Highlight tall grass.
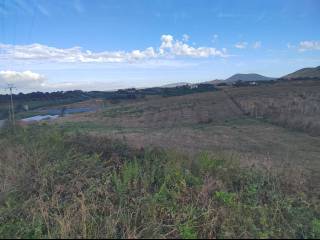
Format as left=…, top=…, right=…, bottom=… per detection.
left=233, top=88, right=320, bottom=136
left=0, top=125, right=319, bottom=238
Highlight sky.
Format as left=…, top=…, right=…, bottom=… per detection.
left=0, top=0, right=320, bottom=93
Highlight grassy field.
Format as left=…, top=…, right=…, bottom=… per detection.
left=226, top=80, right=320, bottom=136
left=1, top=80, right=320, bottom=238
left=0, top=126, right=319, bottom=238
left=54, top=82, right=320, bottom=194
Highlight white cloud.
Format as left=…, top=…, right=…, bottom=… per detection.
left=234, top=42, right=248, bottom=49
left=253, top=41, right=261, bottom=49
left=129, top=47, right=157, bottom=60
left=0, top=35, right=228, bottom=64
left=0, top=43, right=157, bottom=63
left=0, top=70, right=46, bottom=89
left=298, top=41, right=320, bottom=52
left=160, top=35, right=174, bottom=49
left=160, top=34, right=227, bottom=58
left=0, top=70, right=111, bottom=92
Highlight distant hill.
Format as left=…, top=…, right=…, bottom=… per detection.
left=204, top=79, right=224, bottom=85
left=282, top=66, right=320, bottom=79
left=226, top=73, right=275, bottom=82
left=160, top=82, right=190, bottom=88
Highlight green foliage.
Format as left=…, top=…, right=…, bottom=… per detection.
left=0, top=126, right=319, bottom=238
left=198, top=152, right=225, bottom=175
left=179, top=222, right=197, bottom=239
left=214, top=191, right=236, bottom=206
left=161, top=84, right=217, bottom=97
left=155, top=169, right=187, bottom=203
left=112, top=160, right=140, bottom=202
left=312, top=219, right=320, bottom=238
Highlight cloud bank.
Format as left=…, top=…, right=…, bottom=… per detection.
left=0, top=70, right=46, bottom=89
left=0, top=35, right=228, bottom=64
left=0, top=70, right=109, bottom=92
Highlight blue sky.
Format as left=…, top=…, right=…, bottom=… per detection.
left=0, top=0, right=320, bottom=92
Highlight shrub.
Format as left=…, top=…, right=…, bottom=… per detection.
left=0, top=126, right=319, bottom=238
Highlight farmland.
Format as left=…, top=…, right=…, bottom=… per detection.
left=54, top=80, right=320, bottom=187
left=1, top=79, right=320, bottom=238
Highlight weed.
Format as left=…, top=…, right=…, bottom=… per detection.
left=0, top=126, right=319, bottom=238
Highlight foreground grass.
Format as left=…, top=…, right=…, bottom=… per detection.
left=0, top=126, right=319, bottom=239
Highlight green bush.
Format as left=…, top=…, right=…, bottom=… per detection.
left=0, top=126, right=319, bottom=238
left=312, top=219, right=320, bottom=238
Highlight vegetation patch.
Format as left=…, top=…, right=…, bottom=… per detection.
left=0, top=126, right=319, bottom=238
left=103, top=106, right=144, bottom=118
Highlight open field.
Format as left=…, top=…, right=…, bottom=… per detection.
left=0, top=126, right=319, bottom=238
left=1, top=80, right=320, bottom=238
left=52, top=81, right=320, bottom=193
left=226, top=80, right=320, bottom=136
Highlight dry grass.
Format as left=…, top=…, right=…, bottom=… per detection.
left=226, top=80, right=320, bottom=136
left=53, top=82, right=320, bottom=194
left=57, top=91, right=243, bottom=128
left=0, top=126, right=319, bottom=238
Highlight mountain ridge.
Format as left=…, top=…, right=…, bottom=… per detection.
left=282, top=66, right=320, bottom=79
left=225, top=73, right=275, bottom=82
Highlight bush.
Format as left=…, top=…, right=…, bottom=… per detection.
left=0, top=126, right=319, bottom=238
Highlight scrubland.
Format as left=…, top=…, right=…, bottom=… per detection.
left=0, top=126, right=319, bottom=238
left=1, top=80, right=320, bottom=238
left=56, top=81, right=320, bottom=190
left=227, top=80, right=320, bottom=136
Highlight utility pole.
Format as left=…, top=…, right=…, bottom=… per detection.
left=8, top=95, right=12, bottom=123
left=7, top=84, right=16, bottom=128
